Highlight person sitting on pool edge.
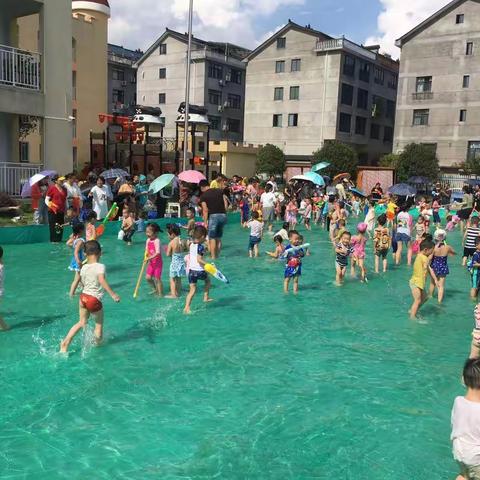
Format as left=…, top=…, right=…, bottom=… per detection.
left=60, top=240, right=120, bottom=353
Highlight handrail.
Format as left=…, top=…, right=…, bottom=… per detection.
left=0, top=44, right=41, bottom=90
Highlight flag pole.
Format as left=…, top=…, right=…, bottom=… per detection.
left=183, top=0, right=194, bottom=171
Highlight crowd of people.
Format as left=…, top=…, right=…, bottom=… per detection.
left=5, top=169, right=480, bottom=478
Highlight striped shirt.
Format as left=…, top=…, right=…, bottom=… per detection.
left=465, top=227, right=480, bottom=249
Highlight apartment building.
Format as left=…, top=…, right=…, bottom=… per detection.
left=108, top=44, right=143, bottom=114
left=136, top=29, right=250, bottom=143
left=395, top=0, right=480, bottom=168
left=244, top=21, right=399, bottom=164
left=0, top=0, right=72, bottom=186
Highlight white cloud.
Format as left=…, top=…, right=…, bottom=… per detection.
left=108, top=0, right=304, bottom=51
left=366, top=0, right=449, bottom=57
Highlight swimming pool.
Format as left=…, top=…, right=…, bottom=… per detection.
left=0, top=218, right=472, bottom=478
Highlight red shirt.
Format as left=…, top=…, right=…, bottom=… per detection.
left=46, top=185, right=67, bottom=213
left=31, top=183, right=42, bottom=210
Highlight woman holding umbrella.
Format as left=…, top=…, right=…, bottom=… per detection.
left=45, top=175, right=67, bottom=243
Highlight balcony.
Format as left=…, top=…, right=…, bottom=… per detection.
left=0, top=44, right=41, bottom=91
left=190, top=48, right=245, bottom=69
left=315, top=38, right=376, bottom=61
left=412, top=92, right=433, bottom=100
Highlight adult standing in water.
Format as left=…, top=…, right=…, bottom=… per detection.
left=199, top=179, right=229, bottom=259
left=89, top=176, right=112, bottom=221
left=63, top=173, right=82, bottom=216
left=45, top=175, right=67, bottom=243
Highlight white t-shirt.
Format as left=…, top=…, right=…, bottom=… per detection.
left=189, top=243, right=205, bottom=272
left=248, top=220, right=263, bottom=238
left=397, top=211, right=412, bottom=236
left=451, top=396, right=480, bottom=465
left=260, top=192, right=276, bottom=209
left=274, top=228, right=289, bottom=242
left=0, top=264, right=4, bottom=297
left=91, top=185, right=111, bottom=220
left=81, top=262, right=106, bottom=300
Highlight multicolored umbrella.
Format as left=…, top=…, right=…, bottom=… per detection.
left=311, top=162, right=330, bottom=172
left=100, top=168, right=129, bottom=180
left=178, top=170, right=206, bottom=184
left=148, top=174, right=175, bottom=194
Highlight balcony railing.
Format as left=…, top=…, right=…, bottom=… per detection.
left=190, top=48, right=245, bottom=68
left=0, top=44, right=41, bottom=91
left=412, top=92, right=433, bottom=100
left=315, top=38, right=377, bottom=60
left=0, top=162, right=43, bottom=197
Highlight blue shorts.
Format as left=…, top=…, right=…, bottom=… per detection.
left=208, top=213, right=227, bottom=239
left=433, top=211, right=441, bottom=223
left=248, top=235, right=261, bottom=251
left=396, top=232, right=411, bottom=244
left=188, top=270, right=208, bottom=284
left=472, top=269, right=480, bottom=290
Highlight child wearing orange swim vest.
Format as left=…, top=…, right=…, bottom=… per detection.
left=61, top=240, right=120, bottom=353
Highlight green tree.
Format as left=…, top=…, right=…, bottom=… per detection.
left=256, top=144, right=285, bottom=176
left=312, top=141, right=358, bottom=179
left=379, top=153, right=401, bottom=169
left=396, top=143, right=439, bottom=182
left=463, top=156, right=480, bottom=176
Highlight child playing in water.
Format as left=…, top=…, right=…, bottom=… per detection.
left=61, top=240, right=120, bottom=353
left=85, top=211, right=97, bottom=241
left=333, top=219, right=347, bottom=245
left=68, top=223, right=86, bottom=294
left=283, top=230, right=305, bottom=294
left=266, top=235, right=285, bottom=259
left=469, top=237, right=480, bottom=300
left=145, top=223, right=163, bottom=297
left=240, top=193, right=250, bottom=227
left=463, top=216, right=480, bottom=266
left=184, top=207, right=196, bottom=238
left=121, top=209, right=135, bottom=245
left=135, top=211, right=147, bottom=233
left=409, top=238, right=436, bottom=319
left=285, top=197, right=298, bottom=231
left=303, top=198, right=312, bottom=231
left=451, top=357, right=480, bottom=480
left=335, top=231, right=353, bottom=286
left=247, top=210, right=263, bottom=258
left=373, top=214, right=391, bottom=274
left=432, top=198, right=441, bottom=227
left=351, top=222, right=368, bottom=282
left=429, top=229, right=455, bottom=304
left=166, top=223, right=187, bottom=298
left=274, top=222, right=289, bottom=242
left=184, top=225, right=212, bottom=314
left=412, top=215, right=427, bottom=256
left=0, top=246, right=9, bottom=331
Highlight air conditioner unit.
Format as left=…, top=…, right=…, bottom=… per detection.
left=218, top=106, right=224, bottom=113
left=121, top=80, right=127, bottom=86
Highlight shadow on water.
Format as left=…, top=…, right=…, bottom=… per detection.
left=209, top=295, right=245, bottom=308
left=108, top=324, right=158, bottom=346
left=10, top=314, right=64, bottom=330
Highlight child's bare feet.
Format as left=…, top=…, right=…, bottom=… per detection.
left=183, top=307, right=192, bottom=314
left=165, top=294, right=178, bottom=299
left=60, top=340, right=68, bottom=353
left=203, top=297, right=213, bottom=303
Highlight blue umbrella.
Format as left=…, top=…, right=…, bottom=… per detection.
left=304, top=171, right=326, bottom=186
left=349, top=187, right=367, bottom=197
left=408, top=176, right=431, bottom=184
left=311, top=161, right=330, bottom=172
left=388, top=183, right=416, bottom=196
left=148, top=174, right=175, bottom=194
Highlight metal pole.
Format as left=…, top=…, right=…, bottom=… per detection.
left=183, top=0, right=194, bottom=171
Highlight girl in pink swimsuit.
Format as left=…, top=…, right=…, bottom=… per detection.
left=351, top=222, right=368, bottom=283
left=145, top=223, right=163, bottom=296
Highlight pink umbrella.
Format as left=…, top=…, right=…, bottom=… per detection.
left=178, top=170, right=206, bottom=184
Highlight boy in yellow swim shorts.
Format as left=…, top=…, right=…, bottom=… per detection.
left=409, top=238, right=436, bottom=319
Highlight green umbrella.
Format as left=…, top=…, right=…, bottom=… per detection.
left=148, top=174, right=175, bottom=194
left=311, top=162, right=330, bottom=172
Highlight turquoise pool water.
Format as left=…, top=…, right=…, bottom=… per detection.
left=0, top=218, right=473, bottom=479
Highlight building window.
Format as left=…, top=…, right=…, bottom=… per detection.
left=159, top=43, right=167, bottom=55
left=339, top=112, right=351, bottom=133
left=374, top=67, right=385, bottom=85
left=208, top=89, right=222, bottom=105
left=112, top=89, right=124, bottom=104
left=208, top=63, right=223, bottom=79
left=159, top=68, right=166, bottom=79
left=388, top=73, right=398, bottom=90
left=383, top=126, right=393, bottom=142
left=227, top=118, right=240, bottom=133
left=275, top=60, right=285, bottom=73
left=209, top=115, right=221, bottom=130
left=277, top=37, right=286, bottom=49
left=341, top=83, right=354, bottom=106
left=413, top=109, right=429, bottom=125
left=357, top=88, right=368, bottom=109
left=291, top=59, right=301, bottom=72
left=274, top=87, right=284, bottom=101
left=288, top=113, right=298, bottom=127
left=290, top=86, right=300, bottom=100
left=343, top=55, right=355, bottom=77
left=416, top=76, right=432, bottom=92
left=19, top=142, right=29, bottom=163
left=158, top=93, right=166, bottom=104
left=227, top=93, right=241, bottom=109
left=466, top=42, right=474, bottom=55
left=460, top=109, right=467, bottom=122
left=468, top=141, right=480, bottom=161
left=456, top=14, right=465, bottom=24
left=370, top=123, right=380, bottom=139
left=463, top=75, right=470, bottom=88
left=273, top=114, right=283, bottom=127
left=386, top=100, right=396, bottom=119
left=359, top=62, right=371, bottom=82
left=355, top=116, right=367, bottom=135
left=198, top=141, right=205, bottom=152
left=112, top=69, right=125, bottom=81
left=229, top=68, right=242, bottom=84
